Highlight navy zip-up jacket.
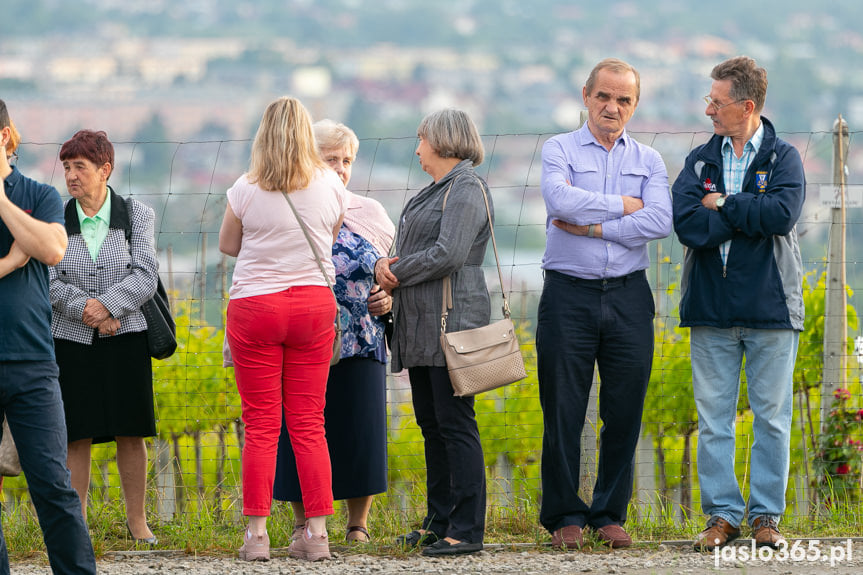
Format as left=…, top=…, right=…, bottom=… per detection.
left=672, top=116, right=805, bottom=330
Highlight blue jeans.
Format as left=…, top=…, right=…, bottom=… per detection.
left=0, top=361, right=96, bottom=575
left=690, top=327, right=798, bottom=528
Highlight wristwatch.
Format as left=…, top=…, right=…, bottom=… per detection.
left=715, top=195, right=727, bottom=210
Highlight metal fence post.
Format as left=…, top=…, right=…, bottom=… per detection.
left=580, top=371, right=598, bottom=503
left=574, top=108, right=599, bottom=505
left=634, top=432, right=657, bottom=520
left=822, top=115, right=849, bottom=430
left=154, top=438, right=176, bottom=521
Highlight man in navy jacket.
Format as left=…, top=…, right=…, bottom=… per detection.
left=672, top=56, right=805, bottom=552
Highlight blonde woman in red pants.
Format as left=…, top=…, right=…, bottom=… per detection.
left=219, top=96, right=346, bottom=562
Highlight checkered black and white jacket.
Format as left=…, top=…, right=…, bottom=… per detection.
left=49, top=188, right=159, bottom=344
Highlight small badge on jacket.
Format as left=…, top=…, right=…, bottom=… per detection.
left=756, top=172, right=768, bottom=192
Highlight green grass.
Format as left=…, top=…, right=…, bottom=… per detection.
left=3, top=483, right=862, bottom=562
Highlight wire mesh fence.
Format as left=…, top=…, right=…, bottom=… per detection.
left=5, top=126, right=863, bottom=527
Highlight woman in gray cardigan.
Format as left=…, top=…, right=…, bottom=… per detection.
left=375, top=108, right=492, bottom=557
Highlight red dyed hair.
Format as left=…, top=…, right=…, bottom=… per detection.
left=59, top=130, right=115, bottom=179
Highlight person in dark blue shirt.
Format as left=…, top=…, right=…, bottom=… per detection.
left=0, top=99, right=96, bottom=575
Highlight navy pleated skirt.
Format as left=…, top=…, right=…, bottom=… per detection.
left=273, top=356, right=388, bottom=502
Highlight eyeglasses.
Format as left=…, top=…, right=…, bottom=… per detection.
left=703, top=95, right=743, bottom=112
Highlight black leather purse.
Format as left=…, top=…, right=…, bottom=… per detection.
left=125, top=199, right=176, bottom=360
left=141, top=276, right=177, bottom=360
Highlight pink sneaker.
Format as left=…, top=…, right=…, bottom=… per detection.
left=288, top=526, right=331, bottom=561
left=238, top=530, right=270, bottom=561
left=291, top=524, right=305, bottom=542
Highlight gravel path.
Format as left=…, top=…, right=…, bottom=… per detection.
left=10, top=539, right=863, bottom=574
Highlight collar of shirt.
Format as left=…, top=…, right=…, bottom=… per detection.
left=76, top=192, right=112, bottom=261
left=721, top=122, right=764, bottom=162
left=721, top=122, right=764, bottom=197
left=76, top=191, right=111, bottom=229
left=579, top=122, right=630, bottom=151
left=3, top=165, right=21, bottom=187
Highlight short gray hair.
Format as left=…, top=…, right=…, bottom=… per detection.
left=417, top=108, right=484, bottom=166
left=313, top=119, right=359, bottom=159
left=585, top=58, right=641, bottom=103
left=711, top=56, right=768, bottom=113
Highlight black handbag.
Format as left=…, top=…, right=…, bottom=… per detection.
left=381, top=311, right=394, bottom=349
left=123, top=198, right=177, bottom=360
left=142, top=276, right=177, bottom=360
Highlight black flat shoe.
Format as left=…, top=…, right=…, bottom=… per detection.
left=421, top=539, right=483, bottom=557
left=396, top=529, right=440, bottom=547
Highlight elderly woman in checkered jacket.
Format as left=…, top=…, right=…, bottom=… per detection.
left=48, top=129, right=159, bottom=546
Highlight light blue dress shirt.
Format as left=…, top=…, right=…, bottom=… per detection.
left=719, top=123, right=764, bottom=269
left=540, top=122, right=672, bottom=279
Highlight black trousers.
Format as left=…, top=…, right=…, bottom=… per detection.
left=536, top=269, right=655, bottom=532
left=408, top=366, right=486, bottom=543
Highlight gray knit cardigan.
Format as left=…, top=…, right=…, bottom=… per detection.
left=388, top=159, right=493, bottom=372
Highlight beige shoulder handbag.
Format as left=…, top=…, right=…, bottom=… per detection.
left=0, top=417, right=22, bottom=477
left=439, top=177, right=527, bottom=396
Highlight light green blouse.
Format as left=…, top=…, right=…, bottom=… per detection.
left=76, top=191, right=111, bottom=262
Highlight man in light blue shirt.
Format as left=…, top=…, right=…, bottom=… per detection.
left=536, top=58, right=672, bottom=551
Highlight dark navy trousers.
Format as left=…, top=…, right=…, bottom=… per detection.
left=536, top=269, right=655, bottom=533
left=0, top=361, right=96, bottom=575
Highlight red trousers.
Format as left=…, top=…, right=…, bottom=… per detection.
left=227, top=286, right=335, bottom=518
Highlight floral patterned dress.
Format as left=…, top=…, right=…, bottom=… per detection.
left=332, top=227, right=386, bottom=361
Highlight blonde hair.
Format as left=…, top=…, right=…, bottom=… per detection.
left=6, top=119, right=20, bottom=159
left=248, top=96, right=325, bottom=192
left=314, top=119, right=359, bottom=159
left=0, top=98, right=20, bottom=158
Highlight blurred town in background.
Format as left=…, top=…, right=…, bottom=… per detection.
left=3, top=0, right=863, bottom=142
left=3, top=0, right=863, bottom=320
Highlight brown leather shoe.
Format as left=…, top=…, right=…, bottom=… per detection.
left=595, top=524, right=632, bottom=548
left=551, top=524, right=583, bottom=549
left=751, top=516, right=786, bottom=549
left=694, top=516, right=740, bottom=552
